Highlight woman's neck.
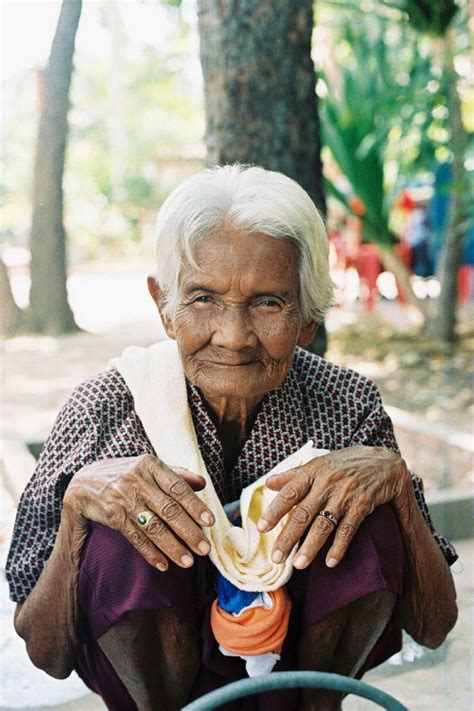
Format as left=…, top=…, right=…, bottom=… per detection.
left=201, top=394, right=263, bottom=473
left=203, top=394, right=262, bottom=435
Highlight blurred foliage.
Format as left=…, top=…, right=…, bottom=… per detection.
left=2, top=0, right=471, bottom=267
left=1, top=2, right=204, bottom=261
left=381, top=0, right=459, bottom=36
left=323, top=0, right=460, bottom=35
left=318, top=2, right=471, bottom=244
left=319, top=24, right=402, bottom=245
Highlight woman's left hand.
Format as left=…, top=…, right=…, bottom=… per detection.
left=257, top=445, right=411, bottom=570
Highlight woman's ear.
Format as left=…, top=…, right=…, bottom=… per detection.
left=297, top=321, right=318, bottom=348
left=146, top=275, right=175, bottom=339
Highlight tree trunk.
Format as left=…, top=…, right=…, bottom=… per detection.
left=28, top=0, right=82, bottom=334
left=0, top=258, right=23, bottom=337
left=431, top=30, right=468, bottom=343
left=197, top=0, right=327, bottom=354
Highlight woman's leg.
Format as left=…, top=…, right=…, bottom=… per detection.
left=98, top=608, right=200, bottom=711
left=297, top=589, right=396, bottom=711
left=78, top=522, right=205, bottom=710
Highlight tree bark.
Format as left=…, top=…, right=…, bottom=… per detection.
left=28, top=0, right=82, bottom=334
left=197, top=0, right=327, bottom=353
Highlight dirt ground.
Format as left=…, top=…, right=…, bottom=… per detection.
left=326, top=308, right=473, bottom=434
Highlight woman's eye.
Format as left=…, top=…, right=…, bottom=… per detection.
left=259, top=298, right=282, bottom=309
left=194, top=295, right=213, bottom=304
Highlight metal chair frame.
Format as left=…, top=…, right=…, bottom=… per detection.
left=182, top=671, right=408, bottom=711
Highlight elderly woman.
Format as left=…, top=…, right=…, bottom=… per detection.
left=7, top=166, right=457, bottom=711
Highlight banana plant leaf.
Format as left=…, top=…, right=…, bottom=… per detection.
left=319, top=26, right=397, bottom=247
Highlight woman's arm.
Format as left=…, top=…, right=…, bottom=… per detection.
left=14, top=508, right=88, bottom=679
left=391, top=472, right=458, bottom=648
left=13, top=455, right=214, bottom=677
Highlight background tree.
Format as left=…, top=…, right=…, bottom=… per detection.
left=197, top=0, right=328, bottom=354
left=395, top=0, right=470, bottom=343
left=322, top=0, right=471, bottom=343
left=1, top=0, right=82, bottom=335
left=28, top=0, right=82, bottom=333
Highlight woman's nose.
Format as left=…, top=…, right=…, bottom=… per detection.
left=212, top=307, right=257, bottom=351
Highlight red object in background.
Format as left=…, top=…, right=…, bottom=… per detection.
left=348, top=195, right=366, bottom=217
left=458, top=266, right=474, bottom=305
left=357, top=244, right=381, bottom=312
left=397, top=190, right=416, bottom=212
left=394, top=243, right=412, bottom=304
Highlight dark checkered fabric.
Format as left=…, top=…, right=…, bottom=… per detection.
left=6, top=347, right=456, bottom=603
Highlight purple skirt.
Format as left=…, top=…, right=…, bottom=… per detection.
left=76, top=504, right=404, bottom=710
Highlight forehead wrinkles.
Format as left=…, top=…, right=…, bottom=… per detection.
left=180, top=231, right=300, bottom=297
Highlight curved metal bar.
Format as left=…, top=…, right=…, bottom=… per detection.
left=181, top=671, right=409, bottom=711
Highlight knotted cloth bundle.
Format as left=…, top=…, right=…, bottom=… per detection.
left=211, top=585, right=291, bottom=654
left=109, top=341, right=328, bottom=672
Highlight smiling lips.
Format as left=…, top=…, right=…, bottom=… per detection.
left=203, top=360, right=257, bottom=367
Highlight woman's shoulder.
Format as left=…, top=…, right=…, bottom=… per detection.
left=292, top=347, right=380, bottom=404
left=67, top=368, right=134, bottom=418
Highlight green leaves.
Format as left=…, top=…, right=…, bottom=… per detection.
left=387, top=0, right=459, bottom=37
left=319, top=25, right=397, bottom=246
left=318, top=8, right=460, bottom=248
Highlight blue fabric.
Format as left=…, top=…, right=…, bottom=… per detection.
left=216, top=507, right=258, bottom=614
left=216, top=573, right=259, bottom=614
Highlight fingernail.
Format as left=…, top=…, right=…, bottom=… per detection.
left=181, top=554, right=194, bottom=567
left=326, top=557, right=338, bottom=568
left=201, top=512, right=214, bottom=526
left=198, top=540, right=211, bottom=555
left=156, top=562, right=167, bottom=572
left=257, top=518, right=270, bottom=532
left=294, top=554, right=308, bottom=569
left=272, top=549, right=284, bottom=563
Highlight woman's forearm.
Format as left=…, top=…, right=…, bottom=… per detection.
left=14, top=508, right=89, bottom=678
left=392, top=475, right=458, bottom=648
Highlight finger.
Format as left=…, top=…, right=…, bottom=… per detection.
left=135, top=514, right=196, bottom=568
left=325, top=518, right=361, bottom=568
left=270, top=493, right=321, bottom=563
left=293, top=514, right=338, bottom=569
left=265, top=469, right=299, bottom=491
left=141, top=486, right=211, bottom=557
left=121, top=523, right=169, bottom=572
left=170, top=466, right=207, bottom=492
left=257, top=470, right=312, bottom=532
left=144, top=459, right=215, bottom=527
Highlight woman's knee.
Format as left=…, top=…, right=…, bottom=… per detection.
left=79, top=523, right=197, bottom=639
left=299, top=588, right=396, bottom=672
left=98, top=608, right=200, bottom=710
left=298, top=590, right=397, bottom=710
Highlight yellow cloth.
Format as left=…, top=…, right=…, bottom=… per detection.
left=109, top=340, right=327, bottom=592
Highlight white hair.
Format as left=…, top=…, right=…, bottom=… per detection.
left=154, top=164, right=334, bottom=323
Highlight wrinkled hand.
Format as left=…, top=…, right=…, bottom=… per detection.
left=257, top=446, right=411, bottom=570
left=63, top=454, right=215, bottom=571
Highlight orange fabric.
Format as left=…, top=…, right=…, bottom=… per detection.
left=210, top=588, right=292, bottom=656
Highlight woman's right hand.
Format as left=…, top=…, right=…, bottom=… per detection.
left=63, top=454, right=215, bottom=572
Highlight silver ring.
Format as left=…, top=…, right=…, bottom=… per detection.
left=317, top=510, right=339, bottom=527
left=136, top=510, right=156, bottom=529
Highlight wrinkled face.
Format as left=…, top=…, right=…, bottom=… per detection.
left=151, top=229, right=316, bottom=402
